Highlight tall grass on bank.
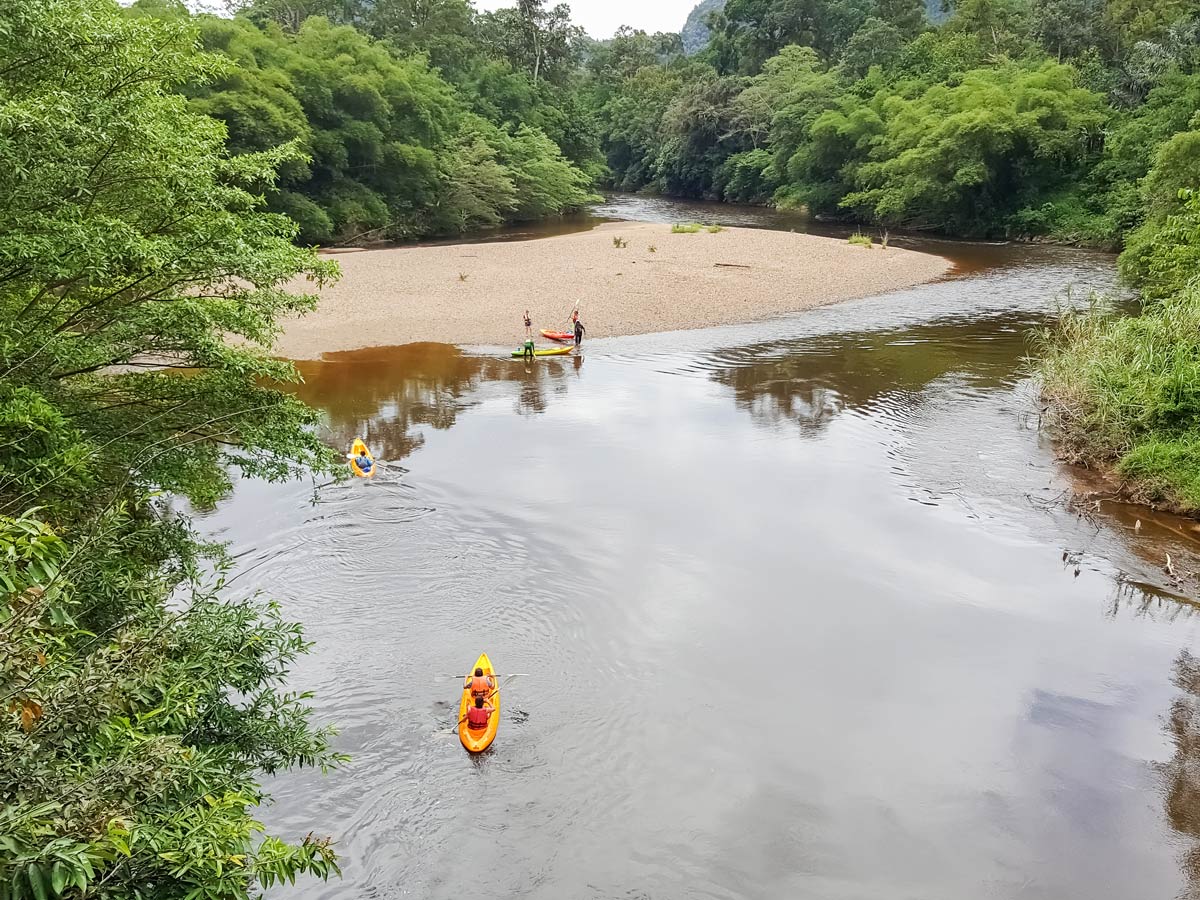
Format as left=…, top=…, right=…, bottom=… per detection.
left=1037, top=289, right=1200, bottom=511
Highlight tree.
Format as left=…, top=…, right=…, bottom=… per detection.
left=176, top=12, right=599, bottom=241
left=596, top=64, right=687, bottom=189
left=875, top=0, right=928, bottom=37
left=234, top=0, right=366, bottom=32
left=708, top=0, right=876, bottom=72
left=839, top=62, right=1107, bottom=233
left=501, top=124, right=599, bottom=218
left=1030, top=0, right=1103, bottom=60
left=840, top=16, right=906, bottom=75
left=481, top=0, right=583, bottom=86
left=586, top=26, right=685, bottom=86
left=1120, top=147, right=1200, bottom=296
left=366, top=0, right=478, bottom=77
left=1102, top=0, right=1196, bottom=56
left=656, top=73, right=752, bottom=196
left=0, top=2, right=345, bottom=895
left=740, top=45, right=845, bottom=207
left=945, top=0, right=1032, bottom=55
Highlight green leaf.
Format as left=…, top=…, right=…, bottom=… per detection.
left=48, top=864, right=66, bottom=897
left=26, top=866, right=46, bottom=900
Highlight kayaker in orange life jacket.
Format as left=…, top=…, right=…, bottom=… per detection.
left=468, top=667, right=495, bottom=700
left=466, top=695, right=493, bottom=730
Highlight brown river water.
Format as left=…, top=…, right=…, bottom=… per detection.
left=198, top=197, right=1200, bottom=899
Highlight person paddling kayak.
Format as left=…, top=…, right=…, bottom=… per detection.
left=468, top=667, right=495, bottom=699
left=349, top=438, right=375, bottom=477
left=466, top=694, right=493, bottom=730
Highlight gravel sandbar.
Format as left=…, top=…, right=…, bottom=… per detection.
left=275, top=222, right=951, bottom=358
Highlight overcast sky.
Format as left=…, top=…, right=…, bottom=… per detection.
left=474, top=0, right=700, bottom=39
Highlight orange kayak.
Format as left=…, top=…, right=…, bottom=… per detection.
left=541, top=329, right=573, bottom=342
left=458, top=652, right=499, bottom=753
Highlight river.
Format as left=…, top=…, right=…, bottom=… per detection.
left=199, top=197, right=1200, bottom=899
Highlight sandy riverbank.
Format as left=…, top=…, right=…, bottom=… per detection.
left=274, top=222, right=952, bottom=358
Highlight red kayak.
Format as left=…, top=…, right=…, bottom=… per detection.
left=541, top=329, right=574, bottom=343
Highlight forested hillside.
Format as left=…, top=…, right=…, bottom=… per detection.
left=128, top=0, right=1199, bottom=250
left=130, top=0, right=603, bottom=244
left=592, top=0, right=1200, bottom=247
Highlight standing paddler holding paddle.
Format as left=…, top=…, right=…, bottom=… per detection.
left=574, top=316, right=585, bottom=348
left=522, top=309, right=534, bottom=360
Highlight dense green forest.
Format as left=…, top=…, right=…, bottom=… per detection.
left=130, top=0, right=604, bottom=244
left=122, top=0, right=1199, bottom=250
left=595, top=0, right=1199, bottom=246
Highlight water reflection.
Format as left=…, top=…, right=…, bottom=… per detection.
left=1107, top=579, right=1200, bottom=621
left=293, top=343, right=579, bottom=462
left=704, top=312, right=1043, bottom=434
left=1167, top=651, right=1200, bottom=894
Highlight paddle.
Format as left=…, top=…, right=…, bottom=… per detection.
left=436, top=686, right=501, bottom=737
left=437, top=673, right=529, bottom=680
left=433, top=674, right=527, bottom=736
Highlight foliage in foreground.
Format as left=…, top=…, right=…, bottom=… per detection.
left=1, top=1, right=345, bottom=896
left=1, top=516, right=343, bottom=900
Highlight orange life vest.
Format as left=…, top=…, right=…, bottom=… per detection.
left=467, top=705, right=490, bottom=729
left=470, top=675, right=491, bottom=697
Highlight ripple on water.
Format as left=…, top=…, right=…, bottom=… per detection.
left=197, top=218, right=1200, bottom=900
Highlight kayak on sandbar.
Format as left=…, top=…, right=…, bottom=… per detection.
left=511, top=345, right=574, bottom=358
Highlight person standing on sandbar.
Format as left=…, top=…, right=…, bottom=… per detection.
left=522, top=309, right=534, bottom=360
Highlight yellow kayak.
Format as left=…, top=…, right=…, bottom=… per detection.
left=511, top=345, right=574, bottom=358
left=348, top=438, right=375, bottom=478
left=458, top=652, right=499, bottom=753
